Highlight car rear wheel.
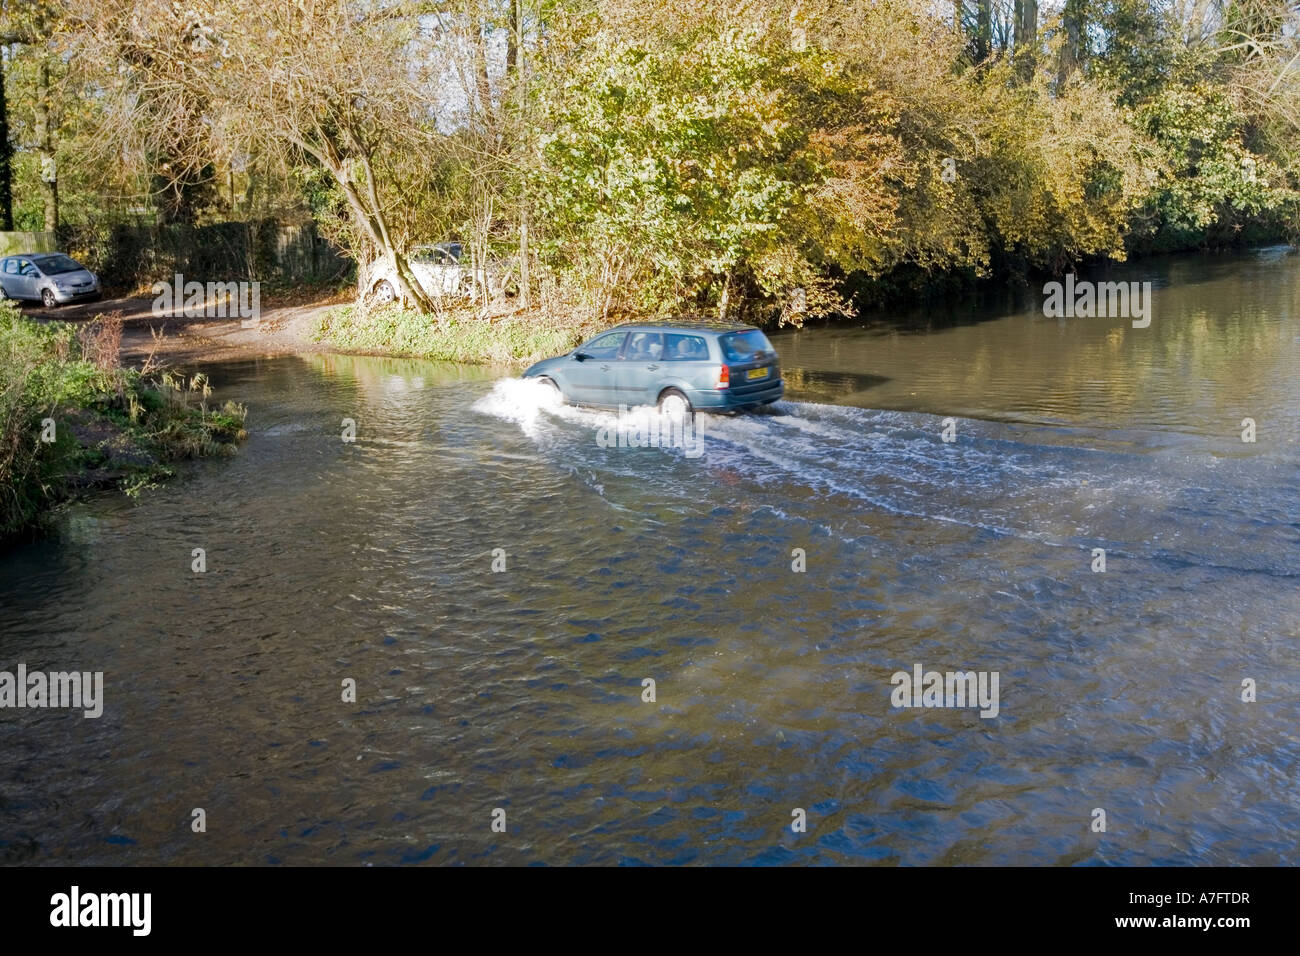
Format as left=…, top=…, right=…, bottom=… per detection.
left=0, top=284, right=8, bottom=300
left=371, top=280, right=396, bottom=305
left=658, top=388, right=693, bottom=422
left=41, top=288, right=57, bottom=308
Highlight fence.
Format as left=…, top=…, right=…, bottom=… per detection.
left=39, top=219, right=353, bottom=293
left=0, top=231, right=58, bottom=257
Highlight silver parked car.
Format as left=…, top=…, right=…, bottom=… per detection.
left=359, top=242, right=516, bottom=305
left=0, top=252, right=102, bottom=307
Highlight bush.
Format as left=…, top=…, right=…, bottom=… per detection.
left=0, top=303, right=247, bottom=541
left=0, top=304, right=98, bottom=537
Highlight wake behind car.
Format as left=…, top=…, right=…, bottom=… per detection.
left=523, top=321, right=783, bottom=416
left=0, top=252, right=102, bottom=307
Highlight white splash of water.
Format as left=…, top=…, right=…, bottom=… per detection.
left=471, top=377, right=565, bottom=437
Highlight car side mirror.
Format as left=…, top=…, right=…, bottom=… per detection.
left=573, top=352, right=591, bottom=362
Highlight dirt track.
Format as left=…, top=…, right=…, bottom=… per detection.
left=15, top=294, right=342, bottom=365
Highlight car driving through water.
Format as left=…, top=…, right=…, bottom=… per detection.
left=522, top=321, right=783, bottom=417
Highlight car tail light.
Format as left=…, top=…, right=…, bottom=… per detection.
left=715, top=365, right=730, bottom=389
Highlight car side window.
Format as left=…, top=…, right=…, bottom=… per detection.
left=2, top=259, right=16, bottom=275
left=624, top=331, right=664, bottom=361
left=580, top=331, right=627, bottom=360
left=663, top=333, right=708, bottom=361
left=20, top=260, right=38, bottom=277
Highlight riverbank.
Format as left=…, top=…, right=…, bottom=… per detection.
left=0, top=305, right=248, bottom=542
left=20, top=293, right=602, bottom=368
left=26, top=242, right=1296, bottom=371
left=307, top=302, right=604, bottom=366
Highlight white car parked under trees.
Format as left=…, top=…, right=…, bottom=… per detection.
left=359, top=242, right=517, bottom=305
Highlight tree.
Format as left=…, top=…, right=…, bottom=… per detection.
left=1, top=0, right=65, bottom=231
left=66, top=0, right=454, bottom=310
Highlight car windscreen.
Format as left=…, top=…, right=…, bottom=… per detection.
left=719, top=329, right=775, bottom=362
left=31, top=255, right=83, bottom=275
left=578, top=331, right=626, bottom=360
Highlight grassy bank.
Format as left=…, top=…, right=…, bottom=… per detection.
left=0, top=303, right=247, bottom=542
left=309, top=303, right=601, bottom=366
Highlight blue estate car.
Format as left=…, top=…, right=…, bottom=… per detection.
left=523, top=321, right=784, bottom=417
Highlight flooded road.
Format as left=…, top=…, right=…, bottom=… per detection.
left=1, top=248, right=1297, bottom=865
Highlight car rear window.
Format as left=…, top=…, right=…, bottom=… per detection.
left=719, top=329, right=775, bottom=362
left=663, top=333, right=708, bottom=361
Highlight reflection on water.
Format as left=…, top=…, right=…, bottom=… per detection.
left=774, top=246, right=1300, bottom=443
left=0, top=249, right=1297, bottom=865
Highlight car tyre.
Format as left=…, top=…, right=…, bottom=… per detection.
left=657, top=388, right=693, bottom=423
left=371, top=280, right=396, bottom=306
left=41, top=288, right=57, bottom=308
left=537, top=377, right=564, bottom=405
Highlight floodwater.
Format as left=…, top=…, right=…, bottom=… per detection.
left=1, top=247, right=1296, bottom=864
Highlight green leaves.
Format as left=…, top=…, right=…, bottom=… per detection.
left=1132, top=81, right=1297, bottom=248
left=535, top=16, right=811, bottom=318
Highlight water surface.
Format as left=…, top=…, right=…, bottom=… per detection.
left=1, top=248, right=1296, bottom=865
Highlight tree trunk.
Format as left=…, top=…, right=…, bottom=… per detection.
left=35, top=57, right=57, bottom=231
left=1013, top=0, right=1037, bottom=79
left=1058, top=0, right=1084, bottom=84
left=356, top=150, right=436, bottom=313
left=975, top=0, right=992, bottom=61
left=0, top=46, right=12, bottom=231
left=518, top=214, right=529, bottom=308
left=309, top=145, right=433, bottom=313
left=473, top=23, right=494, bottom=142
left=513, top=0, right=529, bottom=308
left=506, top=0, right=518, bottom=74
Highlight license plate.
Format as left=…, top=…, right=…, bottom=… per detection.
left=746, top=367, right=769, bottom=380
